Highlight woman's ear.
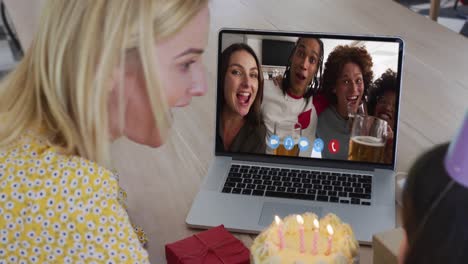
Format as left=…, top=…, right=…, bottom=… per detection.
left=110, top=49, right=142, bottom=92
left=108, top=61, right=135, bottom=140
left=398, top=229, right=408, bottom=264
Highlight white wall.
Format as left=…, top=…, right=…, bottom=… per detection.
left=221, top=33, right=245, bottom=51
left=321, top=39, right=399, bottom=80
left=221, top=33, right=400, bottom=81
left=245, top=37, right=262, bottom=63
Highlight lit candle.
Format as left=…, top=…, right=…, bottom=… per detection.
left=296, top=215, right=305, bottom=253
left=275, top=215, right=285, bottom=250
left=326, top=224, right=334, bottom=255
left=312, top=218, right=319, bottom=255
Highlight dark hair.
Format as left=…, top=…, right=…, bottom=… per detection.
left=367, top=69, right=397, bottom=116
left=281, top=37, right=324, bottom=106
left=219, top=43, right=264, bottom=125
left=322, top=45, right=373, bottom=105
left=402, top=143, right=468, bottom=264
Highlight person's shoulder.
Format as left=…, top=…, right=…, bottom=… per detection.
left=245, top=119, right=266, bottom=133
left=47, top=150, right=118, bottom=192
left=249, top=121, right=266, bottom=139
left=0, top=129, right=119, bottom=195
left=318, top=106, right=334, bottom=119
left=313, top=93, right=330, bottom=116
left=0, top=130, right=149, bottom=262
left=257, top=121, right=267, bottom=135
left=316, top=107, right=335, bottom=134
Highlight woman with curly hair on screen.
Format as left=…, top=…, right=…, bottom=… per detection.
left=316, top=45, right=374, bottom=160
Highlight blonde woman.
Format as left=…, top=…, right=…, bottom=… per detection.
left=0, top=0, right=209, bottom=262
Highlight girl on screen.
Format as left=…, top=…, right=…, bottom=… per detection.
left=368, top=69, right=397, bottom=164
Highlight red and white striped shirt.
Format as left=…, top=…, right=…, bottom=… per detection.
left=261, top=80, right=318, bottom=157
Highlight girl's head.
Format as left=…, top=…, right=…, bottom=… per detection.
left=220, top=43, right=264, bottom=124
left=0, top=0, right=210, bottom=166
left=401, top=143, right=468, bottom=264
left=322, top=45, right=373, bottom=117
left=368, top=69, right=397, bottom=129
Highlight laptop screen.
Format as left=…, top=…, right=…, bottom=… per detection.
left=216, top=29, right=403, bottom=167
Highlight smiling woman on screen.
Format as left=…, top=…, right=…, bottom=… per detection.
left=218, top=43, right=266, bottom=153
left=316, top=45, right=374, bottom=160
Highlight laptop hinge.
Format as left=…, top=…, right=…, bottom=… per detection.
left=228, top=154, right=392, bottom=172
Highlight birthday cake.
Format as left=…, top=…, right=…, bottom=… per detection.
left=251, top=213, right=359, bottom=264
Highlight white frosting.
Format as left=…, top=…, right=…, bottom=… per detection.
left=251, top=213, right=359, bottom=264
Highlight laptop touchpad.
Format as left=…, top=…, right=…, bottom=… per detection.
left=258, top=202, right=323, bottom=226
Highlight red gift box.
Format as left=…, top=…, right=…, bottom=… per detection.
left=165, top=225, right=250, bottom=264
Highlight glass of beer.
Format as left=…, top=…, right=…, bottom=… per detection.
left=348, top=115, right=387, bottom=162
left=347, top=101, right=367, bottom=132
left=271, top=121, right=301, bottom=156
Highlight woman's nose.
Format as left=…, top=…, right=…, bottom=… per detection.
left=300, top=57, right=309, bottom=70
left=190, top=81, right=207, bottom=96
left=350, top=82, right=359, bottom=93
left=241, top=75, right=251, bottom=88
left=190, top=65, right=208, bottom=96
left=385, top=102, right=394, bottom=112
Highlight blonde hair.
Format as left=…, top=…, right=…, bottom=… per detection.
left=0, top=0, right=208, bottom=166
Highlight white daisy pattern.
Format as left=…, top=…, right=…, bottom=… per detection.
left=0, top=131, right=149, bottom=263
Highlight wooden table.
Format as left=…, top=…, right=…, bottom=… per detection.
left=5, top=0, right=467, bottom=263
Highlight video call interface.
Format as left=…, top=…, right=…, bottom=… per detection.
left=217, top=31, right=402, bottom=165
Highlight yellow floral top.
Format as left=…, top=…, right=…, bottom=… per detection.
left=0, top=130, right=149, bottom=263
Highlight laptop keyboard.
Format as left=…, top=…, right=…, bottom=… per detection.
left=221, top=164, right=372, bottom=206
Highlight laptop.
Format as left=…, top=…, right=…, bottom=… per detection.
left=187, top=29, right=404, bottom=244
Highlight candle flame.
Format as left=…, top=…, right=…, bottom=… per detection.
left=327, top=224, right=334, bottom=236
left=313, top=218, right=320, bottom=229
left=275, top=215, right=281, bottom=225
left=296, top=215, right=304, bottom=225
